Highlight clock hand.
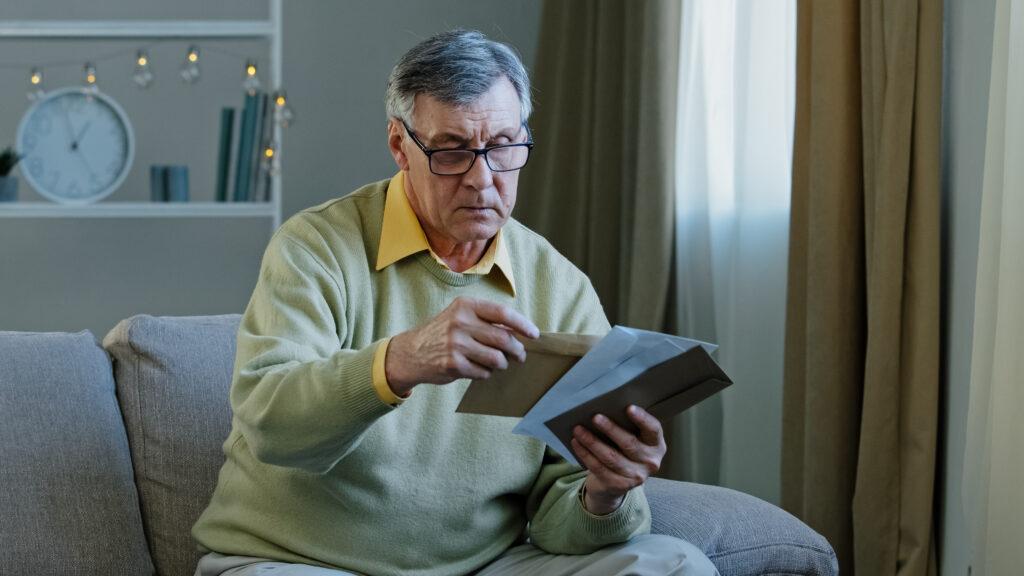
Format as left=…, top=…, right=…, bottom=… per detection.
left=74, top=148, right=100, bottom=182
left=59, top=99, right=79, bottom=148
left=74, top=118, right=94, bottom=146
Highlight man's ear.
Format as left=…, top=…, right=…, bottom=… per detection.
left=387, top=119, right=410, bottom=171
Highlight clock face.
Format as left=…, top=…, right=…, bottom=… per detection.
left=16, top=87, right=134, bottom=204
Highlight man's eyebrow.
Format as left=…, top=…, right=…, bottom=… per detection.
left=426, top=127, right=522, bottom=148
left=427, top=132, right=470, bottom=147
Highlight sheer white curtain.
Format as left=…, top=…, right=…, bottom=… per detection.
left=962, top=0, right=1024, bottom=572
left=670, top=0, right=796, bottom=503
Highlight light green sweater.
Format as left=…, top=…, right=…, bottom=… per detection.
left=192, top=178, right=650, bottom=576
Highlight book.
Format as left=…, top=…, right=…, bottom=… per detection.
left=247, top=92, right=268, bottom=202
left=456, top=326, right=732, bottom=466
left=253, top=92, right=275, bottom=202
left=215, top=108, right=235, bottom=203
left=233, top=92, right=258, bottom=202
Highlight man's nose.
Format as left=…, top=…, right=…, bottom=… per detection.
left=461, top=152, right=495, bottom=190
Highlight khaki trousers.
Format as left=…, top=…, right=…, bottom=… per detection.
left=195, top=534, right=719, bottom=576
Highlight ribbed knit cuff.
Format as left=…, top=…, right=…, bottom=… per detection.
left=371, top=337, right=408, bottom=406
left=336, top=341, right=398, bottom=418
left=570, top=482, right=648, bottom=540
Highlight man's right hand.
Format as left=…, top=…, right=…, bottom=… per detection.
left=384, top=297, right=540, bottom=397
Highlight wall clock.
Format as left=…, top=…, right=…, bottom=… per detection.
left=16, top=86, right=135, bottom=204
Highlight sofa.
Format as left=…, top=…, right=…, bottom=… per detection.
left=0, top=313, right=838, bottom=576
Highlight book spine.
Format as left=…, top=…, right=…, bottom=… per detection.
left=255, top=91, right=275, bottom=202
left=215, top=108, right=234, bottom=203
left=233, top=92, right=258, bottom=202
left=247, top=92, right=268, bottom=202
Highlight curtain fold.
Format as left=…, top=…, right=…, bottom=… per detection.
left=962, top=0, right=1024, bottom=572
left=516, top=0, right=681, bottom=331
left=782, top=0, right=941, bottom=574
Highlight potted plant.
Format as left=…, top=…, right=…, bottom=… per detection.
left=0, top=147, right=21, bottom=202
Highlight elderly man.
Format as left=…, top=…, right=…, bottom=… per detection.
left=192, top=30, right=718, bottom=576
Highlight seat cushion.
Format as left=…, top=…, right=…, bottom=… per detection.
left=0, top=329, right=154, bottom=575
left=103, top=314, right=240, bottom=576
left=646, top=477, right=838, bottom=575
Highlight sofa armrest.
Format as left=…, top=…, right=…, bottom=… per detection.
left=646, top=477, right=838, bottom=576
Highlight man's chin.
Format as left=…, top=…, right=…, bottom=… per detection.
left=450, top=219, right=504, bottom=243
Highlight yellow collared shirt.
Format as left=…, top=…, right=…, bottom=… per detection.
left=371, top=171, right=517, bottom=405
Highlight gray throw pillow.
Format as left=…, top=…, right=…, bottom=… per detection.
left=103, top=314, right=239, bottom=576
left=0, top=329, right=154, bottom=575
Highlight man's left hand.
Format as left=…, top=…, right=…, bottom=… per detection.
left=570, top=405, right=666, bottom=515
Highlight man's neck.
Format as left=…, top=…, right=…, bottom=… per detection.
left=424, top=231, right=492, bottom=273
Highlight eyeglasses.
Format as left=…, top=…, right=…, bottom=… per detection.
left=402, top=121, right=534, bottom=176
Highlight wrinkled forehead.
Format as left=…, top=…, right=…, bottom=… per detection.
left=411, top=78, right=524, bottom=144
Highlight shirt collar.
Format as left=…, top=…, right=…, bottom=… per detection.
left=375, top=171, right=516, bottom=296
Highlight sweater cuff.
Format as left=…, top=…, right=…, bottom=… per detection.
left=371, top=337, right=408, bottom=406
left=571, top=482, right=647, bottom=539
left=337, top=340, right=399, bottom=417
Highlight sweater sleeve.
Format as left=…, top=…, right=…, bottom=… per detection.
left=525, top=448, right=650, bottom=554
left=229, top=230, right=394, bottom=474
left=524, top=272, right=651, bottom=553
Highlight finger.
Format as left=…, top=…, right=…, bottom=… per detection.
left=460, top=339, right=510, bottom=373
left=470, top=300, right=540, bottom=339
left=591, top=414, right=647, bottom=461
left=573, top=425, right=635, bottom=478
left=468, top=323, right=526, bottom=362
left=571, top=437, right=607, bottom=474
left=626, top=405, right=665, bottom=448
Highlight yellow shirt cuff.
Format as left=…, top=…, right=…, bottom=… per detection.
left=372, top=337, right=406, bottom=406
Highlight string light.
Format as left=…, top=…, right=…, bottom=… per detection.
left=27, top=67, right=45, bottom=100
left=83, top=62, right=98, bottom=89
left=260, top=140, right=281, bottom=176
left=243, top=59, right=261, bottom=94
left=180, top=45, right=201, bottom=83
left=272, top=89, right=294, bottom=127
left=133, top=50, right=154, bottom=89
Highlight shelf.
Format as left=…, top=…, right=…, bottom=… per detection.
left=0, top=202, right=276, bottom=218
left=0, top=20, right=275, bottom=39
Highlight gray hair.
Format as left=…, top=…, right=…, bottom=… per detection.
left=385, top=29, right=532, bottom=128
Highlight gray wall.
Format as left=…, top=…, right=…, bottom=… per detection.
left=938, top=0, right=996, bottom=573
left=0, top=1, right=542, bottom=337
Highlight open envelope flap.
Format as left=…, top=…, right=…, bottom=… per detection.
left=543, top=346, right=732, bottom=452
left=456, top=332, right=603, bottom=417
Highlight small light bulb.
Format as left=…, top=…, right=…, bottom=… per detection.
left=272, top=89, right=294, bottom=127
left=242, top=60, right=262, bottom=94
left=84, top=62, right=97, bottom=86
left=180, top=46, right=201, bottom=84
left=134, top=50, right=154, bottom=89
left=264, top=147, right=275, bottom=158
left=28, top=68, right=45, bottom=100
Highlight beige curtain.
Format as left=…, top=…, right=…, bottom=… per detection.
left=782, top=1, right=941, bottom=574
left=517, top=0, right=680, bottom=331
left=962, top=0, right=1024, bottom=572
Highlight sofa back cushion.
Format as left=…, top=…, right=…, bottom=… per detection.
left=103, top=314, right=239, bottom=576
left=0, top=329, right=155, bottom=575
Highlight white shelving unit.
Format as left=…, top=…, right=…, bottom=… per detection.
left=0, top=0, right=284, bottom=232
